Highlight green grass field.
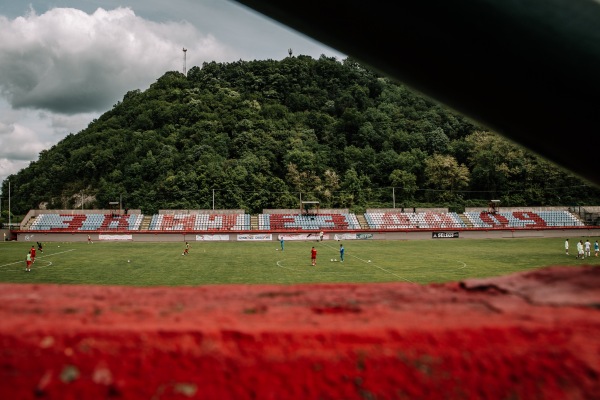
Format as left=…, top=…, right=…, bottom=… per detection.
left=0, top=238, right=598, bottom=286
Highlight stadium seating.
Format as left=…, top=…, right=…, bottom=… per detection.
left=462, top=211, right=584, bottom=228
left=258, top=213, right=361, bottom=230
left=147, top=213, right=251, bottom=231
left=364, top=211, right=466, bottom=229
left=25, top=209, right=585, bottom=232
left=193, top=213, right=251, bottom=231
left=29, top=214, right=143, bottom=231
left=29, top=214, right=72, bottom=230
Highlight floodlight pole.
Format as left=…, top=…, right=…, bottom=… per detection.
left=392, top=187, right=396, bottom=208
left=212, top=189, right=215, bottom=210
left=8, top=180, right=10, bottom=228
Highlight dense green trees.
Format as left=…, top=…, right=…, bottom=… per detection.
left=2, top=55, right=598, bottom=215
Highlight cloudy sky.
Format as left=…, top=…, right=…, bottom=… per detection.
left=0, top=0, right=345, bottom=188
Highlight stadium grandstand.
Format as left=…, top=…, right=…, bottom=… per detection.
left=29, top=213, right=144, bottom=231
left=148, top=210, right=250, bottom=231
left=364, top=210, right=466, bottom=229
left=13, top=206, right=598, bottom=235
left=259, top=208, right=361, bottom=231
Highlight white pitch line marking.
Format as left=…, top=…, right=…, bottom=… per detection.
left=0, top=249, right=75, bottom=270
left=311, top=242, right=418, bottom=283
left=32, top=260, right=53, bottom=269
left=276, top=260, right=296, bottom=271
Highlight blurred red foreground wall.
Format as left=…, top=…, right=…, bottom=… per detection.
left=1, top=265, right=598, bottom=400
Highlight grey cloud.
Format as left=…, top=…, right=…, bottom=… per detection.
left=0, top=7, right=231, bottom=115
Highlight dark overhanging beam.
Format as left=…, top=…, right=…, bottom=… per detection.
left=233, top=0, right=600, bottom=187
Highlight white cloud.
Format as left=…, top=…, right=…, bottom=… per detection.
left=0, top=115, right=48, bottom=182
left=0, top=123, right=47, bottom=161
left=0, top=98, right=51, bottom=160
left=0, top=7, right=235, bottom=114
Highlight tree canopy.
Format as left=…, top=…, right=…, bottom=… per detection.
left=2, top=55, right=597, bottom=215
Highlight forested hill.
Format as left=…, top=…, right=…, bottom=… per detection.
left=3, top=55, right=598, bottom=215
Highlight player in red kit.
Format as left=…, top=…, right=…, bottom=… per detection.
left=30, top=246, right=36, bottom=263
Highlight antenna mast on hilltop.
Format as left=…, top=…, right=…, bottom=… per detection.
left=182, top=48, right=187, bottom=76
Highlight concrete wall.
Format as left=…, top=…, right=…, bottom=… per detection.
left=16, top=227, right=600, bottom=243
left=0, top=266, right=598, bottom=399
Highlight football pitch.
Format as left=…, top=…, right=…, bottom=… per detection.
left=0, top=238, right=598, bottom=286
